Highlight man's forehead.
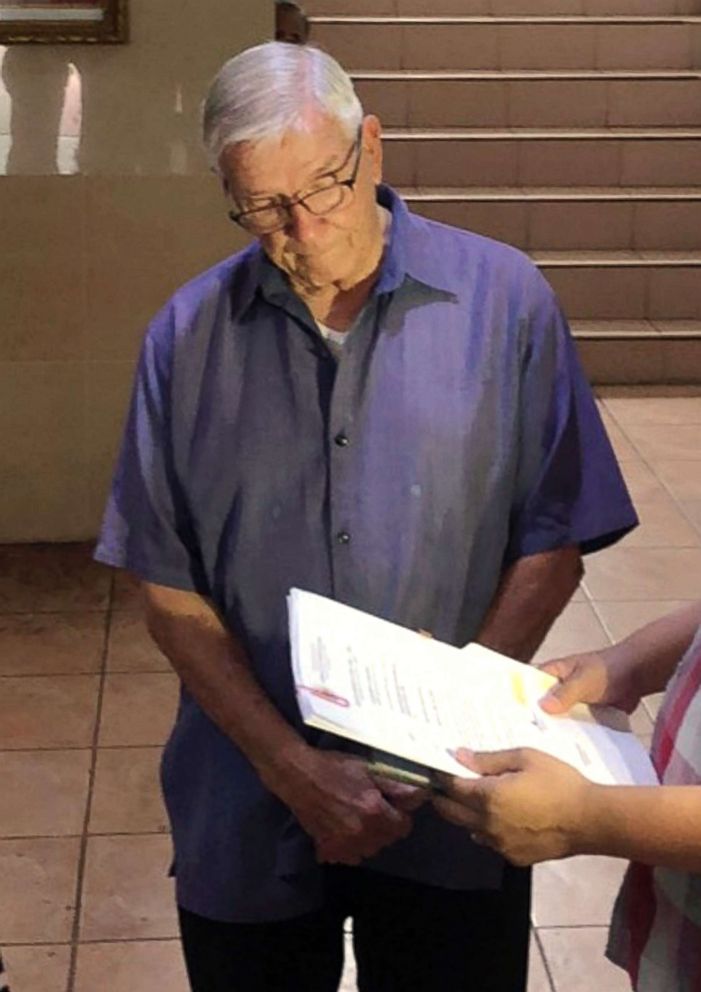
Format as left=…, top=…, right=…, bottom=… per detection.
left=222, top=119, right=353, bottom=195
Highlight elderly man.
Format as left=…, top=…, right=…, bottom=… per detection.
left=96, top=42, right=636, bottom=992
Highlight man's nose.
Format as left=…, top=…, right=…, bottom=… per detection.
left=285, top=202, right=320, bottom=242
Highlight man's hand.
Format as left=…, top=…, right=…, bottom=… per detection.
left=538, top=648, right=641, bottom=716
left=268, top=749, right=421, bottom=865
left=141, top=584, right=425, bottom=866
left=432, top=748, right=593, bottom=866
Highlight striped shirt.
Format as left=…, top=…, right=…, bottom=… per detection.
left=607, top=624, right=701, bottom=991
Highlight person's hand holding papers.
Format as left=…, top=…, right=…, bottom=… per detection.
left=289, top=589, right=657, bottom=792
left=432, top=646, right=649, bottom=866
left=537, top=648, right=643, bottom=717
left=433, top=745, right=592, bottom=865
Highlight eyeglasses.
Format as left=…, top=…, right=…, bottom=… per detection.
left=228, top=128, right=363, bottom=235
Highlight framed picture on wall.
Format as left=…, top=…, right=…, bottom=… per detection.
left=0, top=0, right=128, bottom=43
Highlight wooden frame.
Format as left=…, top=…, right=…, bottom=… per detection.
left=0, top=0, right=128, bottom=44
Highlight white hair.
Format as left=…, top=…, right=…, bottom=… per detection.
left=202, top=42, right=364, bottom=172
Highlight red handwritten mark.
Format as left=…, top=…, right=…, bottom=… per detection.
left=297, top=685, right=351, bottom=708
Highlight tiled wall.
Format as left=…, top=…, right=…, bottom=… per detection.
left=1, top=0, right=269, bottom=542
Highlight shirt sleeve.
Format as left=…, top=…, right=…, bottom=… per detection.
left=94, top=306, right=209, bottom=594
left=505, top=276, right=638, bottom=562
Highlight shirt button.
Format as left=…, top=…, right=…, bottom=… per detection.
left=334, top=432, right=349, bottom=447
left=336, top=531, right=351, bottom=545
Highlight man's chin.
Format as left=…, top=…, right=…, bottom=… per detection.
left=294, top=272, right=338, bottom=294
left=289, top=258, right=347, bottom=291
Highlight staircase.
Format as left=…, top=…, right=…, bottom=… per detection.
left=306, top=0, right=701, bottom=384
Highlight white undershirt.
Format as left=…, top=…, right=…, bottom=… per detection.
left=316, top=320, right=350, bottom=361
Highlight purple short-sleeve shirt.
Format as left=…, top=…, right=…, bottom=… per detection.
left=96, top=186, right=637, bottom=922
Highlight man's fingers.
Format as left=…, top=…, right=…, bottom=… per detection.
left=374, top=777, right=428, bottom=812
left=384, top=807, right=413, bottom=839
left=363, top=798, right=414, bottom=850
left=316, top=845, right=362, bottom=866
left=373, top=795, right=412, bottom=827
left=360, top=795, right=413, bottom=841
left=316, top=803, right=412, bottom=864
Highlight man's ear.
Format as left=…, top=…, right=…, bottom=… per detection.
left=363, top=114, right=383, bottom=185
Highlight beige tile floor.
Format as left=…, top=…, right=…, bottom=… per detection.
left=1, top=389, right=700, bottom=992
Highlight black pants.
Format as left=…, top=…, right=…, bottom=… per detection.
left=178, top=864, right=531, bottom=992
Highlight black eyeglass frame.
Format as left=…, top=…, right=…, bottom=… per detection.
left=227, top=125, right=364, bottom=234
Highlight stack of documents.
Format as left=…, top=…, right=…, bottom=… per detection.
left=288, top=589, right=658, bottom=787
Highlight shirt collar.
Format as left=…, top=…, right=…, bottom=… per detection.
left=227, top=242, right=311, bottom=328
left=376, top=185, right=457, bottom=297
left=233, top=184, right=457, bottom=319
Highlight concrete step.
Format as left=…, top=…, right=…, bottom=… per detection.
left=382, top=127, right=701, bottom=187
left=532, top=250, right=701, bottom=320
left=399, top=186, right=701, bottom=250
left=572, top=319, right=701, bottom=337
left=307, top=1, right=701, bottom=16
left=569, top=321, right=701, bottom=383
left=311, top=17, right=701, bottom=71
left=352, top=69, right=701, bottom=127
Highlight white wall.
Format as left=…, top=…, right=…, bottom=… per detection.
left=0, top=0, right=271, bottom=540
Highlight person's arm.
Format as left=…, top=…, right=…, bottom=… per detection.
left=583, top=780, right=701, bottom=872
left=142, top=581, right=418, bottom=864
left=434, top=601, right=701, bottom=867
left=600, top=600, right=701, bottom=701
left=475, top=545, right=583, bottom=662
left=539, top=600, right=701, bottom=715
left=434, top=748, right=701, bottom=873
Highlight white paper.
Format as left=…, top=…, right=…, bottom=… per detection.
left=288, top=589, right=658, bottom=787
